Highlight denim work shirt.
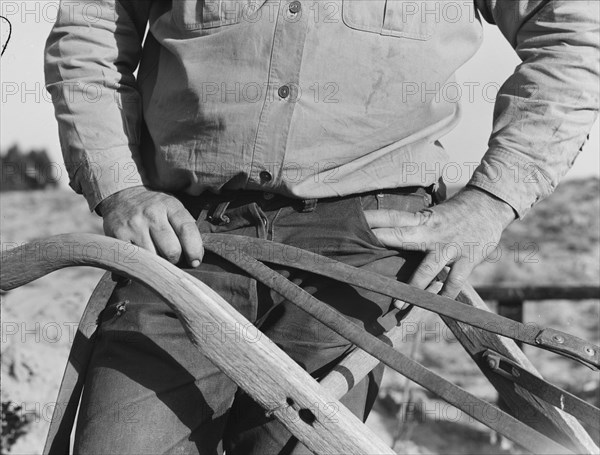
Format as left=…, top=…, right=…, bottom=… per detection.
left=44, top=0, right=599, bottom=216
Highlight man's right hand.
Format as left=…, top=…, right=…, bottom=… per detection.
left=97, top=186, right=204, bottom=267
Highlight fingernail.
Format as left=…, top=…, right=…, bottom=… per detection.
left=191, top=259, right=200, bottom=268
left=394, top=299, right=410, bottom=311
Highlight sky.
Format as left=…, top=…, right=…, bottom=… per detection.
left=1, top=1, right=598, bottom=188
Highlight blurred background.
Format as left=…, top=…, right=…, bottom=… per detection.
left=1, top=2, right=599, bottom=454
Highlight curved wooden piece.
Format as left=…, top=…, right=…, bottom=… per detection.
left=320, top=308, right=431, bottom=399
left=1, top=234, right=394, bottom=455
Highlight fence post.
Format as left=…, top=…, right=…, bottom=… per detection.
left=497, top=299, right=524, bottom=349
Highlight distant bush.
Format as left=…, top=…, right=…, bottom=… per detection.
left=0, top=145, right=60, bottom=191
left=1, top=401, right=33, bottom=453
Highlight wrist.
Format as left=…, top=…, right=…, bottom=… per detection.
left=459, top=186, right=517, bottom=229
left=96, top=185, right=148, bottom=216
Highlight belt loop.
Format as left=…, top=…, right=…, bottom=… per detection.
left=195, top=208, right=210, bottom=228
left=300, top=198, right=318, bottom=212
left=430, top=178, right=447, bottom=205
left=376, top=192, right=384, bottom=210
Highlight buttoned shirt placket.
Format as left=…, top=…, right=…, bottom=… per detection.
left=250, top=0, right=309, bottom=190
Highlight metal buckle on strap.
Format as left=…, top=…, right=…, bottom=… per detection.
left=207, top=201, right=231, bottom=225
left=483, top=350, right=534, bottom=382
left=482, top=350, right=600, bottom=430
left=300, top=198, right=318, bottom=212
left=535, top=328, right=600, bottom=370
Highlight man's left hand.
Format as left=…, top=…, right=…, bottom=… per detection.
left=364, top=187, right=517, bottom=299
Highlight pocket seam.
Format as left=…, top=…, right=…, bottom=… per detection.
left=172, top=0, right=267, bottom=31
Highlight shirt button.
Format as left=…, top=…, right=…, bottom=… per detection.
left=289, top=1, right=301, bottom=14
left=278, top=85, right=290, bottom=99
left=259, top=171, right=273, bottom=183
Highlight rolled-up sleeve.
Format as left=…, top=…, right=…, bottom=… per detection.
left=45, top=0, right=150, bottom=211
left=470, top=0, right=599, bottom=217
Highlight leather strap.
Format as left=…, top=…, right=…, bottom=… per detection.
left=43, top=272, right=116, bottom=455
left=203, top=234, right=600, bottom=369
left=203, top=237, right=571, bottom=454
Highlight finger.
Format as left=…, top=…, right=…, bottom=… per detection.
left=440, top=260, right=473, bottom=300
left=112, top=226, right=156, bottom=256
left=370, top=225, right=428, bottom=250
left=170, top=210, right=204, bottom=267
left=425, top=280, right=444, bottom=295
left=363, top=209, right=423, bottom=228
left=408, top=251, right=447, bottom=290
left=133, top=230, right=157, bottom=256
left=149, top=223, right=182, bottom=263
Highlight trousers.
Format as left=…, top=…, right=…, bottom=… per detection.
left=73, top=186, right=435, bottom=454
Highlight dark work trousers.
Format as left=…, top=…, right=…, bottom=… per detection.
left=74, top=187, right=435, bottom=455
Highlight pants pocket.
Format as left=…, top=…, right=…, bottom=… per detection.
left=355, top=189, right=434, bottom=249
left=356, top=195, right=388, bottom=249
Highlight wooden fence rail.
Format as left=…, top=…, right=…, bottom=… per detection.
left=475, top=286, right=600, bottom=303
left=475, top=285, right=600, bottom=347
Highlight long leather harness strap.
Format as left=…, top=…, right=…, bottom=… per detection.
left=43, top=272, right=117, bottom=455
left=202, top=237, right=576, bottom=454
left=203, top=234, right=600, bottom=370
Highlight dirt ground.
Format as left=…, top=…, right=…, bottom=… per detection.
left=1, top=180, right=599, bottom=454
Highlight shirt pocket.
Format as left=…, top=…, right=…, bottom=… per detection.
left=341, top=0, right=435, bottom=40
left=172, top=0, right=267, bottom=31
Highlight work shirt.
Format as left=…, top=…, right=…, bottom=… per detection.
left=45, top=0, right=599, bottom=216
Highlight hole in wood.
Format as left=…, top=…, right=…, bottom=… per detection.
left=298, top=408, right=316, bottom=425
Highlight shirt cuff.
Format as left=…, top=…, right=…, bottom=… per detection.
left=467, top=148, right=554, bottom=219
left=68, top=147, right=146, bottom=212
